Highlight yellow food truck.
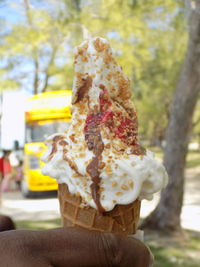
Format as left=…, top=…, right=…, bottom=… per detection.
left=21, top=90, right=71, bottom=197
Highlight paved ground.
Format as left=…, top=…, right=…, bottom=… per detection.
left=0, top=167, right=199, bottom=232
left=0, top=191, right=60, bottom=221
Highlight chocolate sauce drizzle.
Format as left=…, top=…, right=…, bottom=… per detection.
left=74, top=76, right=92, bottom=104
left=85, top=112, right=105, bottom=213
left=48, top=135, right=65, bottom=161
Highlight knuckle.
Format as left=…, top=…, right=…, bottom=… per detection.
left=99, top=232, right=120, bottom=266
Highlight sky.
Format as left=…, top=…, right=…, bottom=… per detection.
left=1, top=1, right=56, bottom=94
left=0, top=0, right=51, bottom=25
left=0, top=1, right=29, bottom=149
left=0, top=0, right=24, bottom=24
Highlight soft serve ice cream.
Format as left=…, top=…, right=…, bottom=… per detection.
left=42, top=37, right=168, bottom=213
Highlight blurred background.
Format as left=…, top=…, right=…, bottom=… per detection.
left=0, top=0, right=200, bottom=266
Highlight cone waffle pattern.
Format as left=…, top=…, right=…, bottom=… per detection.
left=58, top=184, right=141, bottom=235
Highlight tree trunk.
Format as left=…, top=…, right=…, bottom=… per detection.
left=33, top=55, right=39, bottom=95
left=141, top=0, right=200, bottom=232
left=41, top=45, right=58, bottom=93
left=24, top=0, right=39, bottom=95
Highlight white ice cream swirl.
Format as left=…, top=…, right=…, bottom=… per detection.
left=42, top=37, right=168, bottom=212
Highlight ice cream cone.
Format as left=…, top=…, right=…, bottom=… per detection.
left=42, top=37, right=168, bottom=236
left=58, top=183, right=141, bottom=235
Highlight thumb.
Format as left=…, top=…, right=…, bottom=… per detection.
left=35, top=227, right=153, bottom=267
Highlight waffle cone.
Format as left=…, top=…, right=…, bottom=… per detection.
left=58, top=183, right=141, bottom=235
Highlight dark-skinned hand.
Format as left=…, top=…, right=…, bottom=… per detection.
left=0, top=227, right=153, bottom=267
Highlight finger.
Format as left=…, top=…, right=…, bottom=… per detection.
left=0, top=214, right=15, bottom=232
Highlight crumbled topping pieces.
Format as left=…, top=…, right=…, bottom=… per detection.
left=105, top=143, right=111, bottom=149
left=63, top=154, right=82, bottom=177
left=72, top=173, right=80, bottom=178
left=128, top=180, right=134, bottom=189
left=93, top=38, right=109, bottom=52
left=112, top=181, right=117, bottom=187
left=75, top=42, right=88, bottom=62
left=104, top=164, right=112, bottom=175
left=115, top=192, right=122, bottom=196
left=99, top=162, right=105, bottom=169
left=121, top=184, right=129, bottom=191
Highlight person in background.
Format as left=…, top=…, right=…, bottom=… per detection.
left=0, top=150, right=12, bottom=195
left=14, top=160, right=23, bottom=190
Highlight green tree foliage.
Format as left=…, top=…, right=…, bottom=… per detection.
left=73, top=0, right=187, bottom=143
left=0, top=0, right=187, bottom=141
left=0, top=0, right=79, bottom=94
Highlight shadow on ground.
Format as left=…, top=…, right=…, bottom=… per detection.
left=23, top=190, right=58, bottom=199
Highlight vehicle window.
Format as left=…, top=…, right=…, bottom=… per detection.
left=26, top=120, right=70, bottom=143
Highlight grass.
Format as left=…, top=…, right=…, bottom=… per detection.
left=147, top=230, right=200, bottom=267
left=15, top=219, right=200, bottom=267
left=186, top=150, right=200, bottom=168
left=16, top=218, right=61, bottom=230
